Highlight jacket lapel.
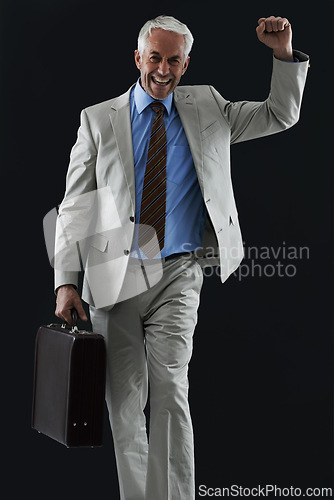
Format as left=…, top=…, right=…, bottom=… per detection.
left=108, top=85, right=204, bottom=209
left=174, top=88, right=204, bottom=187
left=109, top=86, right=136, bottom=208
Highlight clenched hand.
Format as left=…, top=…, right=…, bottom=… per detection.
left=256, top=16, right=293, bottom=61
left=55, top=284, right=88, bottom=325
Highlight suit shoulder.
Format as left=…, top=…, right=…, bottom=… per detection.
left=83, top=97, right=116, bottom=116
left=82, top=85, right=133, bottom=118
left=175, top=84, right=217, bottom=100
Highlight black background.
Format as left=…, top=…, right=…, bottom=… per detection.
left=2, top=0, right=333, bottom=497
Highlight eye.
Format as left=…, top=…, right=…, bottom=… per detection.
left=150, top=56, right=160, bottom=63
left=169, top=58, right=180, bottom=66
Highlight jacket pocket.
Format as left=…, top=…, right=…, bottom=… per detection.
left=201, top=121, right=220, bottom=140
left=90, top=233, right=109, bottom=252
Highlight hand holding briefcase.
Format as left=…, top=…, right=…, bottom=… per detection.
left=32, top=310, right=106, bottom=448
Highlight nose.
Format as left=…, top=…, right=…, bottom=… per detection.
left=157, top=58, right=170, bottom=76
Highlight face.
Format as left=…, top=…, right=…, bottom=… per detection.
left=134, top=28, right=190, bottom=100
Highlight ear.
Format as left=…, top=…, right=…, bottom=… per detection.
left=134, top=50, right=141, bottom=70
left=181, top=56, right=190, bottom=75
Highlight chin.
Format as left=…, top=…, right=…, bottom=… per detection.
left=151, top=91, right=169, bottom=100
left=148, top=79, right=176, bottom=100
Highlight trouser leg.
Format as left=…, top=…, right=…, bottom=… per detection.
left=90, top=299, right=148, bottom=500
left=144, top=257, right=203, bottom=500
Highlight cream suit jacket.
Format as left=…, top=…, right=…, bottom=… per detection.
left=54, top=50, right=309, bottom=309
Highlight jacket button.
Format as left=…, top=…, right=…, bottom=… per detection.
left=124, top=249, right=130, bottom=255
left=129, top=216, right=135, bottom=222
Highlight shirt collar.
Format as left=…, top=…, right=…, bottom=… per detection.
left=134, top=78, right=173, bottom=115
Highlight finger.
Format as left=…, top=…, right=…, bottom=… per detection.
left=264, top=18, right=273, bottom=32
left=70, top=294, right=88, bottom=322
left=266, top=16, right=279, bottom=32
left=57, top=307, right=73, bottom=325
left=282, top=18, right=291, bottom=30
left=264, top=16, right=282, bottom=32
left=277, top=17, right=287, bottom=31
left=271, top=17, right=279, bottom=32
left=55, top=301, right=78, bottom=325
left=256, top=19, right=266, bottom=35
left=75, top=301, right=88, bottom=322
left=263, top=16, right=291, bottom=32
left=64, top=311, right=73, bottom=325
left=55, top=306, right=62, bottom=320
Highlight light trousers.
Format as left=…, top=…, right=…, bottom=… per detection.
left=89, top=254, right=203, bottom=500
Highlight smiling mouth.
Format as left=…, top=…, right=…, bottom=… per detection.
left=151, top=76, right=172, bottom=86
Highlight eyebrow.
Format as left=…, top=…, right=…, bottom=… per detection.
left=149, top=51, right=182, bottom=60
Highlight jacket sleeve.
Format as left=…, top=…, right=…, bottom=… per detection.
left=54, top=109, right=98, bottom=292
left=209, top=50, right=310, bottom=145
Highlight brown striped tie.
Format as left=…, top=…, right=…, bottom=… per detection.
left=138, top=102, right=167, bottom=258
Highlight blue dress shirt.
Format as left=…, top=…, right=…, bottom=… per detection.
left=130, top=80, right=207, bottom=258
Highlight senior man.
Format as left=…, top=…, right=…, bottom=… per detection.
left=54, top=14, right=309, bottom=500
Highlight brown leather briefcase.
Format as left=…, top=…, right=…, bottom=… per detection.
left=32, top=311, right=106, bottom=447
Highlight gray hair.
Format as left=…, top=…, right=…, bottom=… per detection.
left=137, top=15, right=194, bottom=60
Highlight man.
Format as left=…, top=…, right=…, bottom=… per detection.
left=54, top=14, right=309, bottom=500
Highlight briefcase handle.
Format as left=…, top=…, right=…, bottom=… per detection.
left=66, top=309, right=92, bottom=335
left=71, top=308, right=78, bottom=326
left=58, top=309, right=78, bottom=331
left=46, top=308, right=85, bottom=334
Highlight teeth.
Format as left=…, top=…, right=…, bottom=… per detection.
left=153, top=77, right=170, bottom=85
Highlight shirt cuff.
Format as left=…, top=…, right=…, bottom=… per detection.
left=285, top=57, right=299, bottom=63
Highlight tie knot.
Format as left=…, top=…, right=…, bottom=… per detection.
left=150, top=102, right=166, bottom=115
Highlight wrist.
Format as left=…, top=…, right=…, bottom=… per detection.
left=56, top=284, right=76, bottom=295
left=273, top=47, right=294, bottom=62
